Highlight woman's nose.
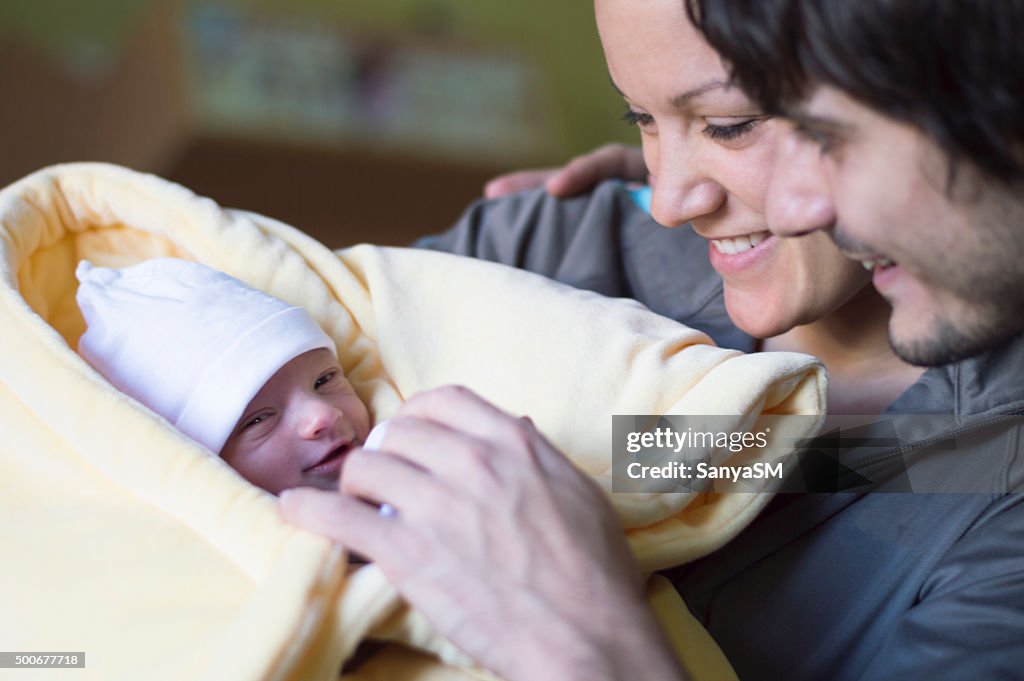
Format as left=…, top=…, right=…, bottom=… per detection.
left=648, top=136, right=727, bottom=228
left=765, top=129, right=836, bottom=237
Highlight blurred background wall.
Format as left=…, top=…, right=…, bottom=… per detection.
left=0, top=0, right=634, bottom=247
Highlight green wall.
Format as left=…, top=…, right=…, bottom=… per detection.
left=1, top=0, right=635, bottom=164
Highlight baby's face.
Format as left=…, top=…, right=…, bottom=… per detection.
left=221, top=348, right=370, bottom=494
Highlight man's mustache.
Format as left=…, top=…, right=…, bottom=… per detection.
left=828, top=226, right=881, bottom=260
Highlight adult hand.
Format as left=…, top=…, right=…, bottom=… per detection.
left=280, top=385, right=686, bottom=681
left=484, top=143, right=647, bottom=199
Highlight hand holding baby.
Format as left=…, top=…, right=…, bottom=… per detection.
left=281, top=386, right=688, bottom=681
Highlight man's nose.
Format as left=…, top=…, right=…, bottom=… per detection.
left=765, top=128, right=836, bottom=237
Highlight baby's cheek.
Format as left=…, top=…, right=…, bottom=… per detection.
left=348, top=397, right=372, bottom=438
left=225, top=443, right=290, bottom=495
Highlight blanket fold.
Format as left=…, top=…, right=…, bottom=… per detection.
left=0, top=163, right=825, bottom=681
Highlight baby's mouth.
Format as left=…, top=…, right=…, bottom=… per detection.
left=303, top=443, right=351, bottom=473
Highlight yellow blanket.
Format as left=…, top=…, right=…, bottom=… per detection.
left=0, top=163, right=826, bottom=681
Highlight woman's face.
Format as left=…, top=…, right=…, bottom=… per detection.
left=595, top=0, right=870, bottom=338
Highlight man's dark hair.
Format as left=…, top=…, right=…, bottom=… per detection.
left=687, top=0, right=1024, bottom=185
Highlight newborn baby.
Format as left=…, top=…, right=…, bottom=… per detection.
left=76, top=258, right=371, bottom=494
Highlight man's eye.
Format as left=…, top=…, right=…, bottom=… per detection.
left=793, top=123, right=837, bottom=154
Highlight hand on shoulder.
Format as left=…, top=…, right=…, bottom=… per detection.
left=484, top=144, right=647, bottom=199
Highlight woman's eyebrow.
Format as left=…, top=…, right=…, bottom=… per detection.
left=608, top=76, right=730, bottom=109
left=670, top=79, right=729, bottom=108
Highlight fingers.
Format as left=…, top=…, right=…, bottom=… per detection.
left=483, top=169, right=559, bottom=199
left=364, top=415, right=517, bottom=489
left=340, top=447, right=443, bottom=511
left=389, top=386, right=578, bottom=483
left=279, top=487, right=397, bottom=558
left=482, top=145, right=647, bottom=200
left=395, top=385, right=523, bottom=446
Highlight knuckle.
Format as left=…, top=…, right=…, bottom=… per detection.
left=510, top=420, right=536, bottom=450
left=502, top=418, right=546, bottom=470
left=462, top=441, right=493, bottom=469
left=402, top=384, right=472, bottom=412
left=457, top=441, right=504, bottom=486
left=438, top=383, right=473, bottom=400
left=517, top=414, right=535, bottom=432
left=565, top=155, right=588, bottom=171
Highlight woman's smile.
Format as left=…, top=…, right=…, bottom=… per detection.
left=706, top=231, right=778, bottom=276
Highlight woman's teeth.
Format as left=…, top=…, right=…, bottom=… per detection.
left=711, top=231, right=770, bottom=255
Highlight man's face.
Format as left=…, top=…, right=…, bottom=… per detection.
left=765, top=85, right=1024, bottom=365
left=220, top=348, right=371, bottom=495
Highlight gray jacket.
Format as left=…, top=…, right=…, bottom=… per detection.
left=418, top=181, right=1024, bottom=681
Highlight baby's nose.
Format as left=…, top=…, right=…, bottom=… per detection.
left=298, top=399, right=342, bottom=439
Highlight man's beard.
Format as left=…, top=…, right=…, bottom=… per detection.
left=890, top=303, right=1024, bottom=366
left=829, top=218, right=1024, bottom=367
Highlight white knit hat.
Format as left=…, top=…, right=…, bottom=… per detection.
left=76, top=258, right=336, bottom=453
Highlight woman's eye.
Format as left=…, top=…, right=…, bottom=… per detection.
left=622, top=107, right=655, bottom=129
left=702, top=118, right=762, bottom=142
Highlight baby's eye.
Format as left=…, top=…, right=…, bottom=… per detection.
left=315, top=370, right=338, bottom=389
left=235, top=409, right=277, bottom=438
left=243, top=414, right=265, bottom=430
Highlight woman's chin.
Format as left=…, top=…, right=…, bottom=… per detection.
left=725, top=297, right=797, bottom=340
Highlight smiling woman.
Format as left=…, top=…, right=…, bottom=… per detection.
left=594, top=0, right=877, bottom=350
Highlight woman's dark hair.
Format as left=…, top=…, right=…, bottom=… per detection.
left=687, top=0, right=1024, bottom=185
